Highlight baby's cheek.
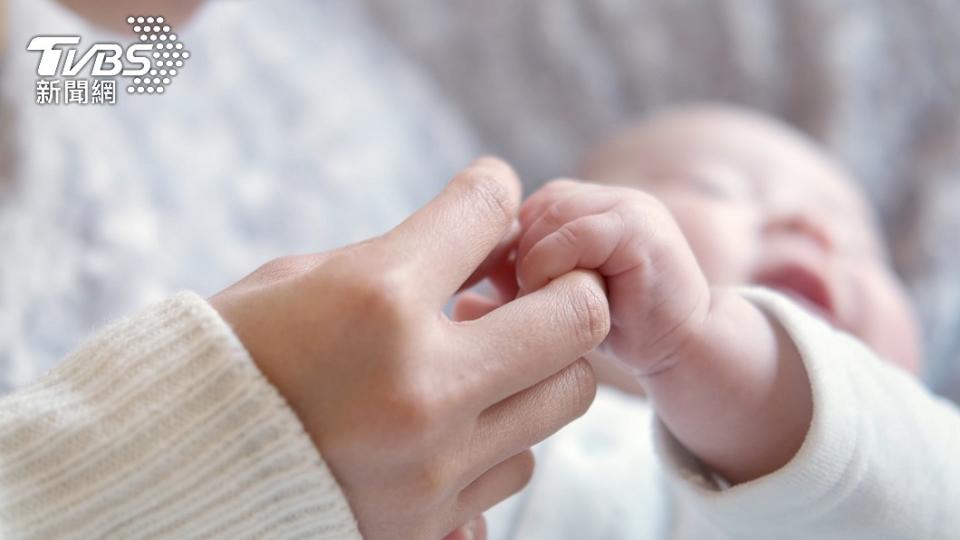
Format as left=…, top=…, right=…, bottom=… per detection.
left=848, top=267, right=922, bottom=374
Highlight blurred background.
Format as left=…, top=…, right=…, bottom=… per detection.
left=1, top=0, right=959, bottom=403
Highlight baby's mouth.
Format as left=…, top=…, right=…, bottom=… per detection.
left=754, top=263, right=840, bottom=328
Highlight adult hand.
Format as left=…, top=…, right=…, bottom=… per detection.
left=210, top=158, right=610, bottom=539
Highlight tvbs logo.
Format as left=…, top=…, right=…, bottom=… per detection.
left=28, top=36, right=152, bottom=77
left=28, top=16, right=189, bottom=105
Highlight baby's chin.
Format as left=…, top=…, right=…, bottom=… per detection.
left=771, top=289, right=840, bottom=328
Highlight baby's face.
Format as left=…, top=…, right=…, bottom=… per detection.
left=580, top=106, right=921, bottom=373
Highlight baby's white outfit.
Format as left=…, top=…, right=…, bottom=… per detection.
left=488, top=287, right=960, bottom=539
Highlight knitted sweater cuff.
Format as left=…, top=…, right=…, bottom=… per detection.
left=0, top=292, right=362, bottom=539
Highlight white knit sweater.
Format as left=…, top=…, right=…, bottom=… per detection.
left=0, top=292, right=361, bottom=539
left=3, top=289, right=959, bottom=539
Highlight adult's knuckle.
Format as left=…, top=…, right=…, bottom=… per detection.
left=496, top=451, right=536, bottom=501
left=564, top=358, right=598, bottom=417
left=568, top=278, right=611, bottom=345
left=256, top=255, right=305, bottom=281
left=459, top=168, right=517, bottom=225
left=514, top=451, right=536, bottom=490
left=413, top=455, right=457, bottom=504
left=380, top=376, right=443, bottom=437
left=345, top=268, right=414, bottom=323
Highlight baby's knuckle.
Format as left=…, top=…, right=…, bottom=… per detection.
left=543, top=200, right=569, bottom=227
left=619, top=189, right=661, bottom=216
left=624, top=187, right=660, bottom=206
left=618, top=203, right=672, bottom=249
left=555, top=223, right=580, bottom=249
left=634, top=193, right=675, bottom=227
left=542, top=178, right=581, bottom=193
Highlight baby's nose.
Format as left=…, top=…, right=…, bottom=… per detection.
left=762, top=211, right=835, bottom=254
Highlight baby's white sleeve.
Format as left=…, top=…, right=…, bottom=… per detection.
left=654, top=287, right=960, bottom=539
left=0, top=292, right=361, bottom=539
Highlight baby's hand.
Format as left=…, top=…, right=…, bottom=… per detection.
left=516, top=180, right=710, bottom=374
left=517, top=180, right=813, bottom=484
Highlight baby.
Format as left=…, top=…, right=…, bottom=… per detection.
left=478, top=105, right=959, bottom=538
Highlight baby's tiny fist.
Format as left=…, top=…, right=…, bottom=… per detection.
left=516, top=180, right=711, bottom=374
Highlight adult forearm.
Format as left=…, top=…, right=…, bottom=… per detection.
left=0, top=293, right=358, bottom=539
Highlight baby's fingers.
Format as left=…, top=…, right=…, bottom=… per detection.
left=518, top=179, right=585, bottom=228
left=518, top=212, right=625, bottom=292
left=517, top=189, right=622, bottom=264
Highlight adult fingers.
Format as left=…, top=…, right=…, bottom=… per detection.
left=386, top=157, right=522, bottom=308
left=451, top=451, right=534, bottom=532
left=517, top=212, right=625, bottom=292
left=485, top=247, right=520, bottom=301
left=457, top=270, right=610, bottom=407
left=457, top=219, right=520, bottom=299
left=471, top=358, right=596, bottom=469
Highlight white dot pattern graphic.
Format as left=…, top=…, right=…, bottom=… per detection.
left=126, top=15, right=190, bottom=96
